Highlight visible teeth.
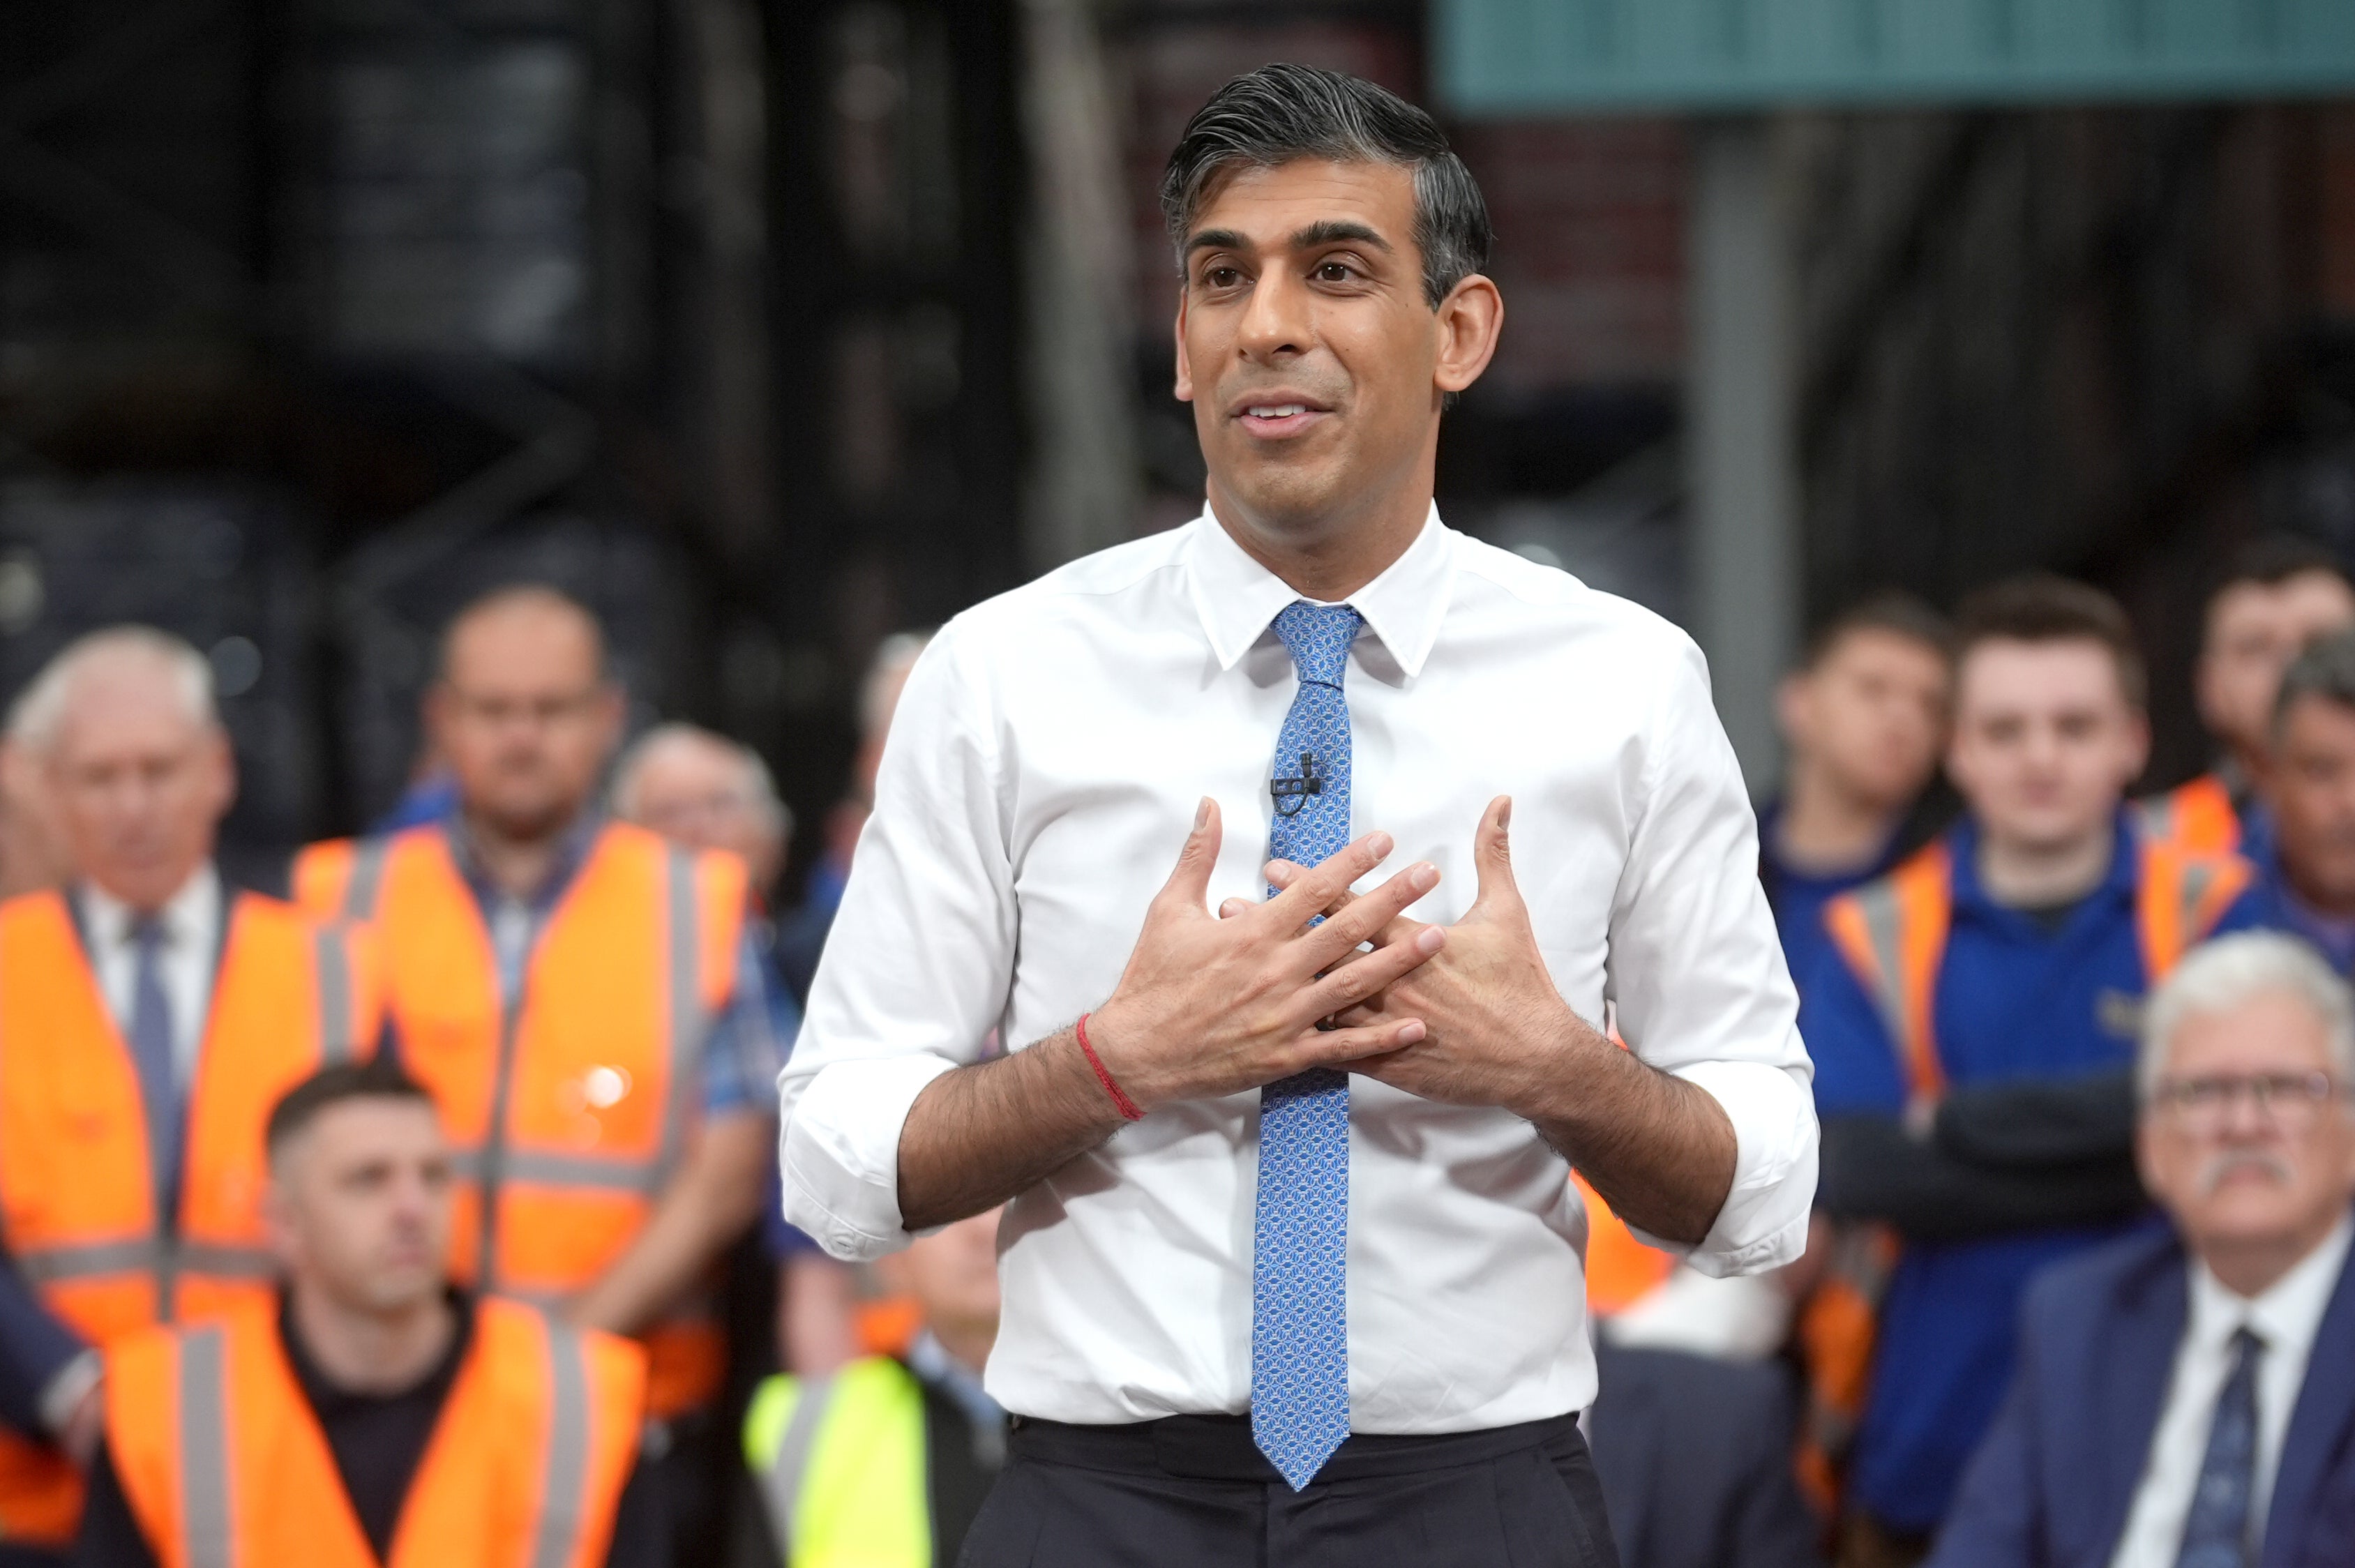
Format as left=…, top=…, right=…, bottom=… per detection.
left=1248, top=405, right=1307, bottom=418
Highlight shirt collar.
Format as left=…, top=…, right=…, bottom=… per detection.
left=1182, top=501, right=1457, bottom=679
left=442, top=807, right=603, bottom=914
left=2189, top=1210, right=2355, bottom=1355
left=80, top=861, right=223, bottom=951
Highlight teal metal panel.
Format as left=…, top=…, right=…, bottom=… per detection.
left=1436, top=0, right=2355, bottom=114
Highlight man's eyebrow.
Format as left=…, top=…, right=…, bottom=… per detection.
left=1291, top=220, right=1392, bottom=252
left=1183, top=227, right=1249, bottom=257
left=1181, top=220, right=1396, bottom=258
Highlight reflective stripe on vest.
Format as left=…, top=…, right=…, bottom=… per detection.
left=744, top=1360, right=931, bottom=1568
left=2134, top=773, right=2242, bottom=857
left=1821, top=845, right=1953, bottom=1106
left=753, top=1372, right=837, bottom=1555
left=532, top=1320, right=594, bottom=1568
left=176, top=1325, right=232, bottom=1568
left=342, top=837, right=391, bottom=924
left=303, top=822, right=744, bottom=1418
left=114, top=1299, right=645, bottom=1568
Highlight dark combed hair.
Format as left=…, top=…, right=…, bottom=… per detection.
left=1799, top=589, right=1953, bottom=671
left=1953, top=573, right=2148, bottom=710
left=2212, top=534, right=2352, bottom=605
left=265, top=1059, right=437, bottom=1168
left=1159, top=63, right=1493, bottom=310
left=2275, top=628, right=2355, bottom=732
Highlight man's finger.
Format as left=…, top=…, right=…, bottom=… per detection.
left=1304, top=920, right=1444, bottom=1018
left=1155, top=797, right=1222, bottom=914
left=1218, top=896, right=1254, bottom=919
left=1297, top=861, right=1438, bottom=973
left=1466, top=794, right=1524, bottom=919
left=1270, top=858, right=1431, bottom=955
left=1291, top=1017, right=1426, bottom=1071
left=1263, top=831, right=1392, bottom=928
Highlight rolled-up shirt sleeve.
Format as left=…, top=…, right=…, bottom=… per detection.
left=1604, top=632, right=1818, bottom=1276
left=776, top=624, right=1016, bottom=1261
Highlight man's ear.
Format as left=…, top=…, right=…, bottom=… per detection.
left=1173, top=294, right=1195, bottom=403
left=1433, top=274, right=1504, bottom=398
left=1775, top=672, right=1811, bottom=749
left=2121, top=707, right=2153, bottom=787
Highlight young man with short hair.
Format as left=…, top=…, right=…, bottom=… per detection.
left=1763, top=593, right=1953, bottom=991
left=1801, top=575, right=2264, bottom=1563
left=2144, top=536, right=2355, bottom=857
left=73, top=1062, right=649, bottom=1568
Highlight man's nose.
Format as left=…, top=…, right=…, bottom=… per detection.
left=2218, top=1085, right=2279, bottom=1141
left=1235, top=269, right=1309, bottom=360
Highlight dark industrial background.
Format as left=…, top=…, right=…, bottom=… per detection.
left=8, top=0, right=2355, bottom=890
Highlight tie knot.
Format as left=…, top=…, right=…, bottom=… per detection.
left=1271, top=601, right=1362, bottom=688
left=125, top=912, right=166, bottom=954
left=2232, top=1325, right=2266, bottom=1363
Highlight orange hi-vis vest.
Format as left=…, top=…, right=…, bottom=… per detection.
left=105, top=1296, right=645, bottom=1568
left=1574, top=1170, right=1676, bottom=1318
left=1820, top=836, right=2252, bottom=1108
left=1794, top=834, right=2253, bottom=1510
left=292, top=821, right=746, bottom=1419
left=0, top=887, right=379, bottom=1546
left=2134, top=772, right=2242, bottom=857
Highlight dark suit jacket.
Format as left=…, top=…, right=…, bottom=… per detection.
left=1587, top=1344, right=1824, bottom=1568
left=1929, top=1211, right=2355, bottom=1568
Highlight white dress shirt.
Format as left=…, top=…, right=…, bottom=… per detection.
left=778, top=506, right=1818, bottom=1431
left=2109, top=1216, right=2354, bottom=1568
left=79, top=863, right=224, bottom=1089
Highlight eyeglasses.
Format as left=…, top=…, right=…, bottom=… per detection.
left=2146, top=1071, right=2349, bottom=1133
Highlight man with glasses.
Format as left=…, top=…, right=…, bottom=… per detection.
left=1929, top=931, right=2355, bottom=1567
left=292, top=587, right=785, bottom=1566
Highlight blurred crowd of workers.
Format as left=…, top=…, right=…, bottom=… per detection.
left=0, top=587, right=964, bottom=1567
left=2, top=538, right=2355, bottom=1567
left=1586, top=536, right=2355, bottom=1568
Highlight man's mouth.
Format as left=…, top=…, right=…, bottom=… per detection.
left=1234, top=400, right=1330, bottom=439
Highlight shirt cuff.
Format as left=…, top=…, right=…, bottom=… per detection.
left=780, top=1053, right=960, bottom=1262
left=1629, top=1060, right=1819, bottom=1278
left=38, top=1348, right=100, bottom=1437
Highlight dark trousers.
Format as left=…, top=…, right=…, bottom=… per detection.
left=957, top=1412, right=1623, bottom=1568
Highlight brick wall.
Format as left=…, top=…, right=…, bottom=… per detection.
left=1454, top=118, right=1689, bottom=393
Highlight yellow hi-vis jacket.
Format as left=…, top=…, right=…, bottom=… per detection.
left=743, top=1357, right=934, bottom=1568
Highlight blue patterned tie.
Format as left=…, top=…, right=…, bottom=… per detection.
left=1251, top=600, right=1362, bottom=1491
left=2176, top=1327, right=2264, bottom=1568
left=126, top=914, right=181, bottom=1210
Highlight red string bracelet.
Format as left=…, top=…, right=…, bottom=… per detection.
left=1074, top=1013, right=1145, bottom=1122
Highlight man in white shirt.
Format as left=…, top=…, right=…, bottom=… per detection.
left=1930, top=930, right=2355, bottom=1568
left=778, top=63, right=1816, bottom=1565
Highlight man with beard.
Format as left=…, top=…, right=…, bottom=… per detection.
left=1929, top=932, right=2355, bottom=1568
